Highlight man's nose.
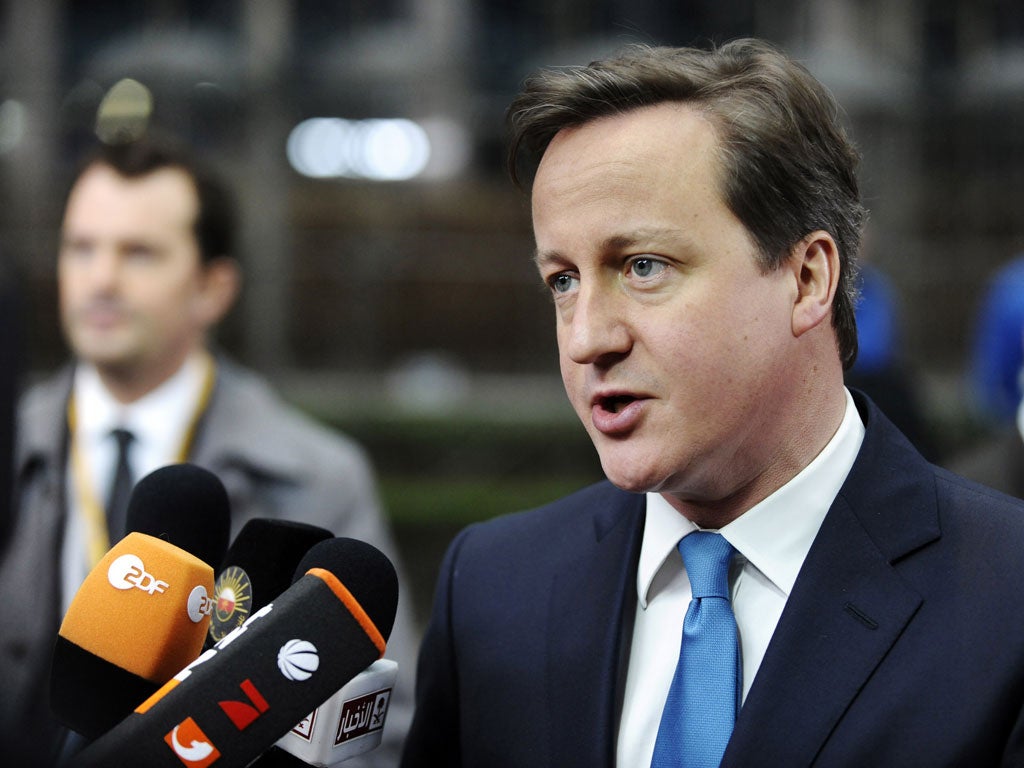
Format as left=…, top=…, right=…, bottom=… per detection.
left=85, top=249, right=122, bottom=290
left=563, top=284, right=632, bottom=365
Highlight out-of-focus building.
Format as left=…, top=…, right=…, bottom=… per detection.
left=2, top=0, right=1024, bottom=463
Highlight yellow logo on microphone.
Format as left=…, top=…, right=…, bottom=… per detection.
left=209, top=566, right=253, bottom=642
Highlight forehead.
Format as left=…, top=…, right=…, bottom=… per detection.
left=64, top=164, right=199, bottom=236
left=530, top=103, right=732, bottom=239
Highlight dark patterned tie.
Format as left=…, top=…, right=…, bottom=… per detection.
left=105, top=428, right=135, bottom=543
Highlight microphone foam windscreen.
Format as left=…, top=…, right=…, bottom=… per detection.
left=124, top=463, right=231, bottom=568
left=58, top=532, right=214, bottom=681
left=294, top=538, right=399, bottom=642
left=208, top=519, right=333, bottom=644
left=74, top=539, right=399, bottom=767
left=52, top=532, right=214, bottom=736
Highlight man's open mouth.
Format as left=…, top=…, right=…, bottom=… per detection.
left=599, top=394, right=638, bottom=414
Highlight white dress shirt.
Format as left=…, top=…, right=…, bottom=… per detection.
left=616, top=388, right=865, bottom=767
left=60, top=352, right=211, bottom=613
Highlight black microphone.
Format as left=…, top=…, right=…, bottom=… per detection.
left=50, top=464, right=231, bottom=738
left=207, top=519, right=333, bottom=648
left=253, top=541, right=400, bottom=767
left=74, top=537, right=399, bottom=768
left=125, top=463, right=232, bottom=568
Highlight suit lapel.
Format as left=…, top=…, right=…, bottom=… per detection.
left=546, top=487, right=644, bottom=768
left=724, top=497, right=923, bottom=766
left=724, top=393, right=939, bottom=766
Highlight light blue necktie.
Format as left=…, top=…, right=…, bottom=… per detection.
left=650, top=531, right=740, bottom=768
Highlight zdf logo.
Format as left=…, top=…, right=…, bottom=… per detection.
left=107, top=553, right=170, bottom=595
left=188, top=585, right=214, bottom=623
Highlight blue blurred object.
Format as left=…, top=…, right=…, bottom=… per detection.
left=846, top=263, right=937, bottom=460
left=969, top=255, right=1024, bottom=424
left=851, top=264, right=898, bottom=375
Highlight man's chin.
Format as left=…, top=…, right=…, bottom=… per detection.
left=70, top=340, right=138, bottom=371
left=599, top=459, right=662, bottom=496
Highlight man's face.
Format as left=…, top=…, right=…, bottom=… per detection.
left=532, top=103, right=804, bottom=509
left=59, top=164, right=215, bottom=381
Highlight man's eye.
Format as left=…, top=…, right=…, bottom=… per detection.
left=125, top=245, right=157, bottom=260
left=549, top=274, right=578, bottom=294
left=629, top=258, right=664, bottom=278
left=61, top=241, right=91, bottom=258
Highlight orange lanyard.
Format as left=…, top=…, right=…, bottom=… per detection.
left=67, top=354, right=217, bottom=566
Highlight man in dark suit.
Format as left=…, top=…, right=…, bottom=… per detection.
left=400, top=39, right=1024, bottom=767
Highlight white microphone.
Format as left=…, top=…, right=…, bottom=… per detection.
left=265, top=660, right=399, bottom=766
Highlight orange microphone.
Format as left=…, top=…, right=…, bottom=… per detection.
left=50, top=532, right=215, bottom=738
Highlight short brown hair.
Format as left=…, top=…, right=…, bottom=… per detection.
left=67, top=134, right=236, bottom=266
left=507, top=38, right=866, bottom=369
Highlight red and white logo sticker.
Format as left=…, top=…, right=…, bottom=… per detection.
left=219, top=679, right=270, bottom=731
left=291, top=708, right=318, bottom=741
left=165, top=717, right=221, bottom=767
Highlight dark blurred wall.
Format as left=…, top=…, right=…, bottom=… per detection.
left=2, top=0, right=1024, bottom=440
left=0, top=261, right=20, bottom=554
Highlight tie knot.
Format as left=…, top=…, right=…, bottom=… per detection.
left=111, top=428, right=134, bottom=450
left=678, top=531, right=734, bottom=599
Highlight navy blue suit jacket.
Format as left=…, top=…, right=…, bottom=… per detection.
left=401, top=394, right=1024, bottom=767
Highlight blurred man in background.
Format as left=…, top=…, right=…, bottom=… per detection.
left=0, top=136, right=415, bottom=765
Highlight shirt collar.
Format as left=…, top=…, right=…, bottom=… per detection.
left=73, top=352, right=209, bottom=468
left=73, top=363, right=121, bottom=444
left=637, top=388, right=866, bottom=608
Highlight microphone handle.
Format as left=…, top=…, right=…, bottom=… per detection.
left=77, top=572, right=385, bottom=768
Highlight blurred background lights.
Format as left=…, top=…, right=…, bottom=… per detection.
left=287, top=118, right=353, bottom=178
left=417, top=117, right=471, bottom=180
left=360, top=119, right=430, bottom=180
left=0, top=100, right=27, bottom=155
left=288, top=116, right=438, bottom=181
left=95, top=77, right=153, bottom=144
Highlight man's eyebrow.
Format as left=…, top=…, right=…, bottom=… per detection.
left=59, top=230, right=87, bottom=244
left=533, top=248, right=564, bottom=268
left=603, top=227, right=691, bottom=251
left=533, top=227, right=691, bottom=267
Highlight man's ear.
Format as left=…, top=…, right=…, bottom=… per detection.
left=197, top=257, right=241, bottom=327
left=791, top=231, right=839, bottom=338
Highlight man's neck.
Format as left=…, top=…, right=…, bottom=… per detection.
left=92, top=352, right=196, bottom=405
left=663, top=379, right=850, bottom=529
